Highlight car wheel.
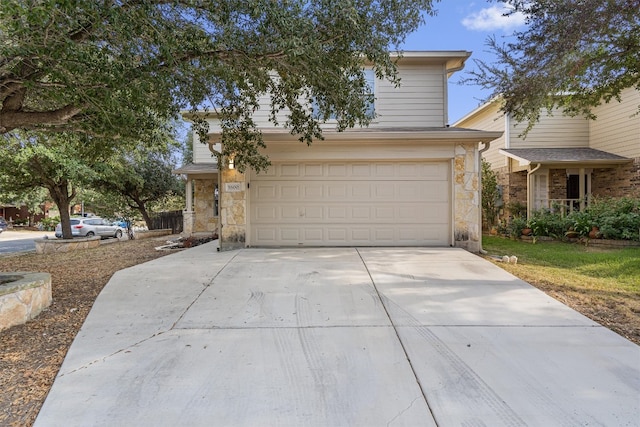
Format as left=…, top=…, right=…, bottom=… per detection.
left=115, top=230, right=123, bottom=239
left=86, top=231, right=95, bottom=237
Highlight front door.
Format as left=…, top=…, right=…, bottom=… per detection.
left=532, top=172, right=549, bottom=211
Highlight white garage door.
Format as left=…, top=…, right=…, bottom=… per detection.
left=249, top=161, right=451, bottom=246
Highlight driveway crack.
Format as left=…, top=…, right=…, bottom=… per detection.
left=170, top=249, right=243, bottom=330
left=355, top=248, right=439, bottom=426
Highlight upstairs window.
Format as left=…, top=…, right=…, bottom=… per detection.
left=312, top=69, right=375, bottom=120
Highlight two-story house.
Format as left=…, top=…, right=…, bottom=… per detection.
left=175, top=51, right=502, bottom=252
left=455, top=88, right=640, bottom=220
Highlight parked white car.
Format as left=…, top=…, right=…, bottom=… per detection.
left=55, top=217, right=123, bottom=239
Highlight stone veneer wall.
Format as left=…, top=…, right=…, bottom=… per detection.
left=454, top=144, right=481, bottom=252
left=592, top=158, right=640, bottom=198
left=193, top=179, right=219, bottom=233
left=219, top=168, right=246, bottom=250
left=35, top=236, right=101, bottom=254
left=0, top=272, right=52, bottom=331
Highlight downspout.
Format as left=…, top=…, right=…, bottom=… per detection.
left=478, top=141, right=491, bottom=254
left=527, top=163, right=542, bottom=219
left=504, top=113, right=511, bottom=149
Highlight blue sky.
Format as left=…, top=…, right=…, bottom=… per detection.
left=401, top=2, right=526, bottom=124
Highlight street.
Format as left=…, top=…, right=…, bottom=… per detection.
left=0, top=230, right=56, bottom=255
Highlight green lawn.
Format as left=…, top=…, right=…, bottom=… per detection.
left=482, top=235, right=640, bottom=344
left=482, top=236, right=640, bottom=293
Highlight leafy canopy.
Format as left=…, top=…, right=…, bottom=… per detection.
left=0, top=0, right=436, bottom=171
left=467, top=0, right=640, bottom=130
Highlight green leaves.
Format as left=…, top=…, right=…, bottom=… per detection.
left=1, top=0, right=435, bottom=170
left=467, top=0, right=640, bottom=131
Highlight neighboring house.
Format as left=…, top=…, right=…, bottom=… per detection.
left=0, top=203, right=49, bottom=226
left=455, top=87, right=640, bottom=220
left=175, top=51, right=502, bottom=252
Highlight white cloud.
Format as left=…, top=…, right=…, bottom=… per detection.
left=461, top=5, right=526, bottom=31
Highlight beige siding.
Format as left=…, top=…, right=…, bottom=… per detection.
left=260, top=140, right=456, bottom=162
left=510, top=112, right=589, bottom=148
left=193, top=130, right=218, bottom=164
left=374, top=64, right=445, bottom=127
left=590, top=87, right=640, bottom=158
left=455, top=102, right=506, bottom=168
left=242, top=63, right=447, bottom=130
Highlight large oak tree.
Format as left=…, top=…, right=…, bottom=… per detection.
left=0, top=0, right=436, bottom=170
left=468, top=0, right=640, bottom=130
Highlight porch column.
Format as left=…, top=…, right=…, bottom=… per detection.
left=579, top=167, right=586, bottom=211
left=185, top=177, right=193, bottom=211
left=182, top=177, right=194, bottom=236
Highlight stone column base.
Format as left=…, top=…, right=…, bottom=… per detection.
left=182, top=210, right=195, bottom=236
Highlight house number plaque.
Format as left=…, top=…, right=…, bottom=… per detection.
left=225, top=182, right=243, bottom=192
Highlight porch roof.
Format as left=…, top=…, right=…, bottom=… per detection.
left=172, top=163, right=219, bottom=175
left=499, top=148, right=630, bottom=166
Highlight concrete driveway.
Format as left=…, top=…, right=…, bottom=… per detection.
left=35, top=244, right=640, bottom=426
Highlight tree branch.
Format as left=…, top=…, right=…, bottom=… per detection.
left=0, top=105, right=85, bottom=133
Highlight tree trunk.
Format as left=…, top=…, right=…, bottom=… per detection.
left=139, top=205, right=153, bottom=230
left=48, top=181, right=75, bottom=239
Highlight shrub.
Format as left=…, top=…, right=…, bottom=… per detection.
left=568, top=210, right=594, bottom=236
left=528, top=197, right=640, bottom=241
left=38, top=216, right=60, bottom=231
left=508, top=216, right=528, bottom=238
left=528, top=209, right=571, bottom=238
left=585, top=197, right=640, bottom=241
left=481, top=159, right=501, bottom=229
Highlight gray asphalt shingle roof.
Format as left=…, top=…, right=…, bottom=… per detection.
left=172, top=163, right=219, bottom=174
left=500, top=148, right=630, bottom=165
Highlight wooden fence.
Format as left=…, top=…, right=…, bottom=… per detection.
left=151, top=210, right=183, bottom=234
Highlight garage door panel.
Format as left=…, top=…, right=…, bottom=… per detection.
left=257, top=228, right=276, bottom=241
left=280, top=228, right=300, bottom=242
left=327, top=184, right=348, bottom=198
left=281, top=164, right=300, bottom=176
left=255, top=206, right=277, bottom=220
left=250, top=161, right=451, bottom=246
left=303, top=228, right=323, bottom=242
left=328, top=164, right=349, bottom=176
left=374, top=228, right=395, bottom=242
left=281, top=207, right=299, bottom=219
left=280, top=185, right=300, bottom=198
left=304, top=164, right=324, bottom=176
left=257, top=184, right=277, bottom=199
left=304, top=184, right=323, bottom=198
left=304, top=207, right=324, bottom=219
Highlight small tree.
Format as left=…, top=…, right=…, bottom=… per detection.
left=481, top=159, right=501, bottom=229
left=93, top=145, right=184, bottom=230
